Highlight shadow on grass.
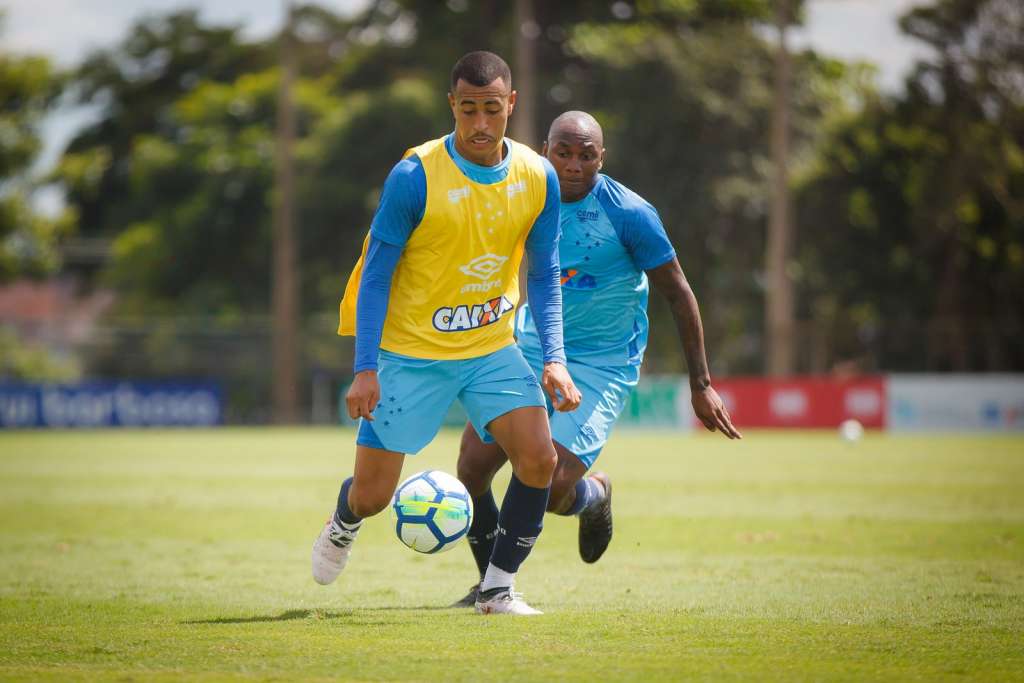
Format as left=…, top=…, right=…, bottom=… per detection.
left=184, top=606, right=455, bottom=625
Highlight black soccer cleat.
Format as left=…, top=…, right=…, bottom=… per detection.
left=450, top=582, right=480, bottom=608
left=578, top=472, right=612, bottom=564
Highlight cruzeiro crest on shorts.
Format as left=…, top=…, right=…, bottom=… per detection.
left=432, top=295, right=515, bottom=332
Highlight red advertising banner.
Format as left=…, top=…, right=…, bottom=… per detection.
left=708, top=377, right=887, bottom=429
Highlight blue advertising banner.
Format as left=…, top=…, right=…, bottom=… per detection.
left=0, top=382, right=223, bottom=428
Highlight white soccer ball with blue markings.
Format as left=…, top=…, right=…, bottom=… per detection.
left=390, top=470, right=474, bottom=554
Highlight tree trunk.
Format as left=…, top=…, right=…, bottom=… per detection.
left=765, top=0, right=795, bottom=376
left=511, top=0, right=538, bottom=150
left=271, top=3, right=300, bottom=424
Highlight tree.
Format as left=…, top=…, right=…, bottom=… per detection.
left=560, top=0, right=839, bottom=374
left=55, top=11, right=271, bottom=242
left=795, top=0, right=1024, bottom=371
left=0, top=40, right=72, bottom=282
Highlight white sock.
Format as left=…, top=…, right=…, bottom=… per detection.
left=480, top=562, right=516, bottom=593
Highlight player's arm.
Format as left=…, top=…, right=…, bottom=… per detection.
left=525, top=158, right=581, bottom=412
left=617, top=198, right=740, bottom=439
left=646, top=259, right=741, bottom=439
left=347, top=157, right=425, bottom=421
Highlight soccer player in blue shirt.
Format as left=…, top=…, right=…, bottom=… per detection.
left=453, top=111, right=741, bottom=605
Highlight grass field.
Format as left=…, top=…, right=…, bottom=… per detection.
left=1, top=428, right=1022, bottom=682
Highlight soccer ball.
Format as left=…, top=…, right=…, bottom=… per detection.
left=839, top=418, right=864, bottom=442
left=390, top=470, right=474, bottom=554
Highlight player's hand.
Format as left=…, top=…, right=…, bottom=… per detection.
left=692, top=385, right=742, bottom=439
left=346, top=370, right=381, bottom=421
left=542, top=362, right=582, bottom=412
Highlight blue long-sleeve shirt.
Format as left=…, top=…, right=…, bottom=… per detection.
left=353, top=135, right=564, bottom=373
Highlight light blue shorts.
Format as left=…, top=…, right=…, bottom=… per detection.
left=517, top=348, right=639, bottom=470
left=357, top=344, right=545, bottom=454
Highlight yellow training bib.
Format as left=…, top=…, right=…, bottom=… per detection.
left=338, top=136, right=550, bottom=360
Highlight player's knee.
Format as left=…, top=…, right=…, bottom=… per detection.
left=348, top=487, right=390, bottom=518
left=514, top=442, right=557, bottom=486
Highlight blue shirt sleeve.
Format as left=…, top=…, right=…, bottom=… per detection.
left=354, top=236, right=403, bottom=373
left=524, top=158, right=566, bottom=365
left=620, top=201, right=676, bottom=271
left=598, top=177, right=676, bottom=271
left=369, top=155, right=426, bottom=247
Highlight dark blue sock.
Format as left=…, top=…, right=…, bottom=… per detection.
left=558, top=476, right=604, bottom=516
left=489, top=474, right=550, bottom=574
left=333, top=477, right=361, bottom=526
left=467, top=489, right=499, bottom=578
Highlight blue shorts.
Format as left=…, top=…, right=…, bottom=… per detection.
left=357, top=344, right=545, bottom=454
left=516, top=348, right=639, bottom=470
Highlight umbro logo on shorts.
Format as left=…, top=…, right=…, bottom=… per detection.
left=432, top=296, right=515, bottom=332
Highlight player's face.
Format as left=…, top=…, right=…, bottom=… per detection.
left=448, top=77, right=516, bottom=167
left=542, top=132, right=604, bottom=202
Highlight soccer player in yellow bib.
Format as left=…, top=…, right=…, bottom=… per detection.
left=311, top=51, right=581, bottom=616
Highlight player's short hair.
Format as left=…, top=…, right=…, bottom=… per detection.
left=450, top=51, right=512, bottom=90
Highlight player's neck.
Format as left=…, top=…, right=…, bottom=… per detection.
left=561, top=179, right=598, bottom=203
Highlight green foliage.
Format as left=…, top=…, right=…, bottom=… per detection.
left=0, top=328, right=79, bottom=380
left=564, top=8, right=843, bottom=373
left=41, top=0, right=1024, bottom=392
left=0, top=44, right=72, bottom=282
left=0, top=53, right=57, bottom=177
left=1, top=429, right=1022, bottom=680
left=0, top=195, right=74, bottom=282
left=58, top=10, right=271, bottom=239
left=797, top=0, right=1024, bottom=371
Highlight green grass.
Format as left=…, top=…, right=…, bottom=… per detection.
left=1, top=428, right=1022, bottom=682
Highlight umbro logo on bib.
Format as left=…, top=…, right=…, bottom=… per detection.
left=460, top=253, right=508, bottom=280
left=506, top=180, right=526, bottom=197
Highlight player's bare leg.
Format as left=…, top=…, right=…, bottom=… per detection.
left=473, top=406, right=556, bottom=615
left=312, top=445, right=404, bottom=585
left=347, top=445, right=406, bottom=516
left=546, top=442, right=589, bottom=513
left=543, top=443, right=612, bottom=563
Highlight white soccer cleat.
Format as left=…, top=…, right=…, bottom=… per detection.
left=311, top=519, right=361, bottom=585
left=474, top=587, right=543, bottom=616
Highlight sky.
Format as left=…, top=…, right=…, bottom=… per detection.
left=5, top=0, right=932, bottom=186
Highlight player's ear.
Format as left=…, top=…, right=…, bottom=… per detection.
left=507, top=89, right=517, bottom=114
left=598, top=147, right=606, bottom=170
left=447, top=91, right=456, bottom=110
left=541, top=141, right=548, bottom=156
